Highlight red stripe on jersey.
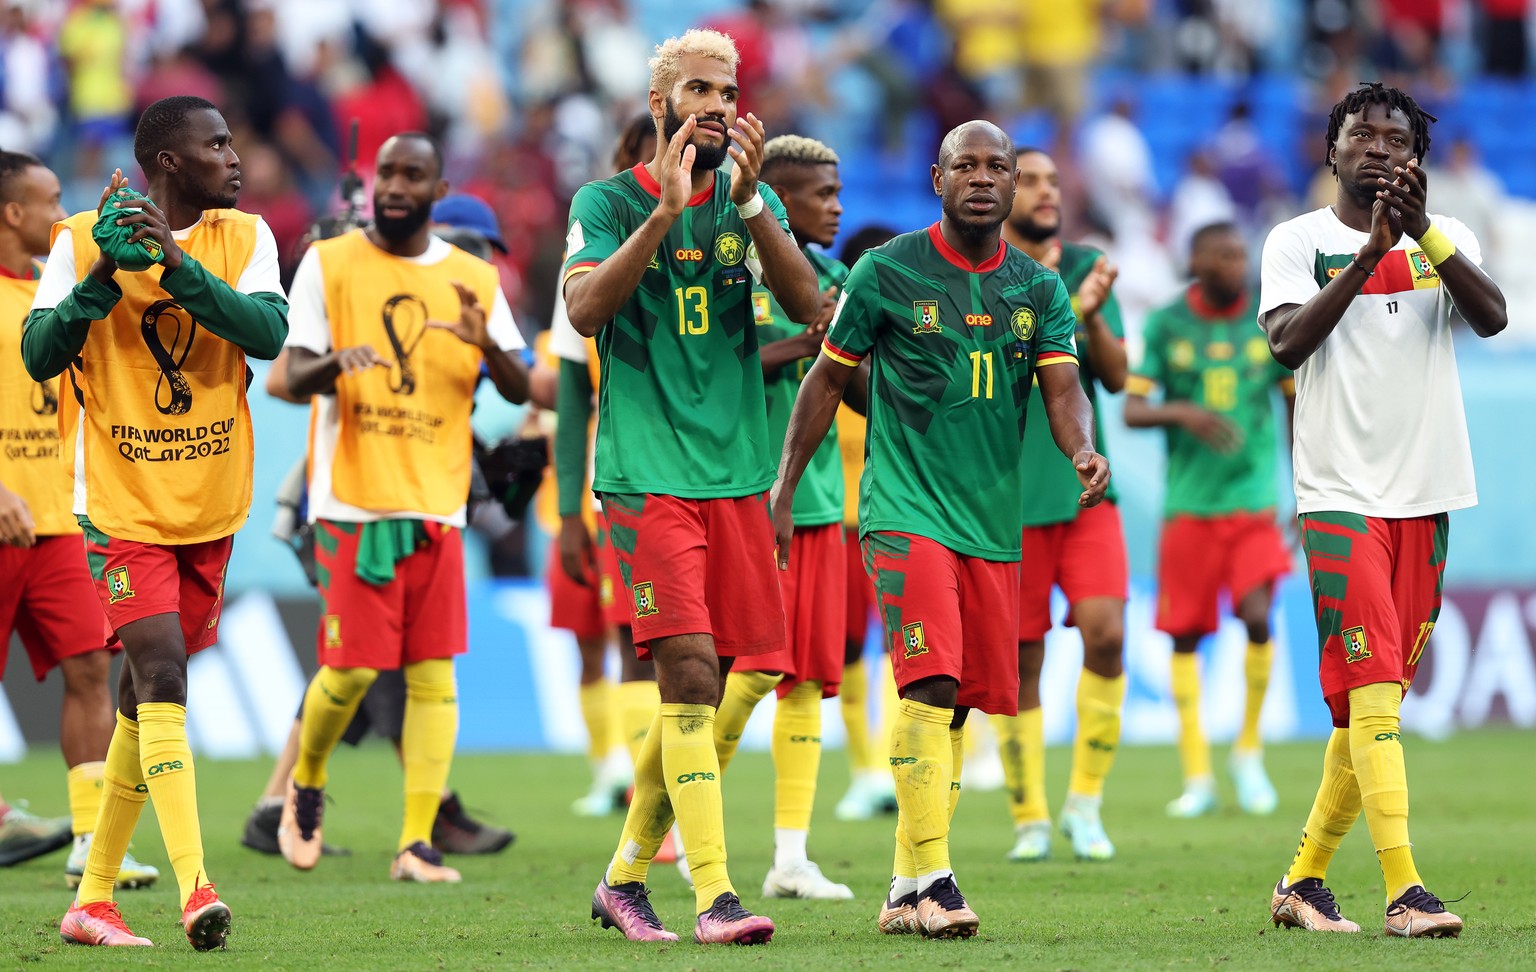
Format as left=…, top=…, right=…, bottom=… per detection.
left=1035, top=351, right=1078, bottom=367
left=631, top=164, right=716, bottom=208
left=1360, top=249, right=1437, bottom=296
left=822, top=336, right=864, bottom=366
left=926, top=223, right=1006, bottom=273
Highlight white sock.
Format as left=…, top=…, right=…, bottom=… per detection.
left=916, top=868, right=955, bottom=896
left=774, top=828, right=808, bottom=869
left=1064, top=791, right=1103, bottom=813
left=890, top=875, right=919, bottom=899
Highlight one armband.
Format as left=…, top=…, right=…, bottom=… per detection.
left=1416, top=225, right=1456, bottom=266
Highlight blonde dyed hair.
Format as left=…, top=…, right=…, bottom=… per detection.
left=649, top=29, right=740, bottom=95
left=762, top=135, right=840, bottom=168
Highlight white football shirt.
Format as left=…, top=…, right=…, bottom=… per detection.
left=1258, top=206, right=1480, bottom=518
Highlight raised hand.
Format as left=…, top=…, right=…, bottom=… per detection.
left=1041, top=242, right=1062, bottom=273
left=427, top=281, right=492, bottom=349
left=112, top=196, right=185, bottom=270
left=1073, top=450, right=1111, bottom=508
left=728, top=112, right=767, bottom=207
left=336, top=345, right=393, bottom=374
left=659, top=114, right=698, bottom=217
left=1375, top=158, right=1430, bottom=240
left=1076, top=256, right=1119, bottom=318
left=95, top=169, right=129, bottom=216
left=88, top=169, right=131, bottom=282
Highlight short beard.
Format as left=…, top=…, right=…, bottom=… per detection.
left=664, top=99, right=730, bottom=171
left=943, top=204, right=1005, bottom=243
left=374, top=204, right=432, bottom=242
left=1007, top=212, right=1056, bottom=243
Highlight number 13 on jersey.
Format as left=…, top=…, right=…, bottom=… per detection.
left=674, top=286, right=709, bottom=335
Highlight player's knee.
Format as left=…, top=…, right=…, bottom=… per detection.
left=844, top=639, right=864, bottom=666
left=59, top=650, right=112, bottom=695
left=1081, top=625, right=1125, bottom=677
left=1240, top=612, right=1271, bottom=643
left=1017, top=640, right=1046, bottom=683
left=901, top=675, right=958, bottom=710
left=133, top=663, right=188, bottom=706
left=322, top=665, right=380, bottom=702
left=403, top=659, right=455, bottom=703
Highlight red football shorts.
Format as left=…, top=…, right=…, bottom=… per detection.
left=0, top=535, right=112, bottom=680
left=602, top=492, right=785, bottom=658
left=1156, top=511, right=1292, bottom=637
left=547, top=513, right=630, bottom=638
left=314, top=519, right=467, bottom=670
left=1018, top=500, right=1128, bottom=641
left=863, top=531, right=1022, bottom=716
left=844, top=525, right=875, bottom=648
left=737, top=522, right=846, bottom=697
left=82, top=522, right=231, bottom=654
left=1301, top=511, right=1448, bottom=728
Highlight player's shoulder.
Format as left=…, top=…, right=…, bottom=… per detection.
left=202, top=208, right=262, bottom=227
left=308, top=226, right=366, bottom=257
left=1264, top=206, right=1333, bottom=245
left=573, top=168, right=646, bottom=206
left=1426, top=211, right=1476, bottom=245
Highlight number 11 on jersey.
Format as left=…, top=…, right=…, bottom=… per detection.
left=969, top=350, right=994, bottom=399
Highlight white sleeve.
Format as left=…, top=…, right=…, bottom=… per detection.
left=1434, top=214, right=1482, bottom=267
left=282, top=247, right=331, bottom=354
left=486, top=286, right=525, bottom=352
left=546, top=290, right=588, bottom=362
left=235, top=217, right=285, bottom=296
left=1257, top=220, right=1318, bottom=321
left=31, top=228, right=78, bottom=312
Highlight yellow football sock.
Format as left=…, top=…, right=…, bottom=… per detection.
left=891, top=699, right=953, bottom=877
left=399, top=659, right=458, bottom=851
left=661, top=703, right=732, bottom=911
left=1237, top=640, right=1273, bottom=752
left=1171, top=652, right=1211, bottom=782
left=606, top=708, right=673, bottom=886
left=878, top=653, right=900, bottom=758
left=579, top=678, right=615, bottom=763
left=137, top=702, right=206, bottom=909
left=1349, top=682, right=1421, bottom=901
left=994, top=707, right=1047, bottom=825
left=1285, top=728, right=1361, bottom=884
left=617, top=679, right=660, bottom=767
left=840, top=659, right=873, bottom=774
left=293, top=665, right=378, bottom=789
left=948, top=726, right=964, bottom=822
left=67, top=761, right=105, bottom=837
left=713, top=670, right=780, bottom=774
left=772, top=681, right=822, bottom=832
left=75, top=713, right=146, bottom=905
left=1069, top=670, right=1125, bottom=798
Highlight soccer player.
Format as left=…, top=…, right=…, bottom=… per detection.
left=1123, top=222, right=1294, bottom=817
left=992, top=147, right=1127, bottom=863
left=774, top=120, right=1109, bottom=939
left=25, top=95, right=290, bottom=949
left=0, top=151, right=158, bottom=890
left=1261, top=82, right=1505, bottom=938
left=547, top=114, right=660, bottom=820
left=239, top=194, right=516, bottom=859
left=708, top=133, right=852, bottom=900
left=565, top=29, right=819, bottom=945
left=278, top=131, right=528, bottom=883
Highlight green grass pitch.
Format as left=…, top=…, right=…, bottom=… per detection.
left=2, top=728, right=1531, bottom=970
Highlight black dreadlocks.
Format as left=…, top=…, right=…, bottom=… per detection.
left=1325, top=82, right=1438, bottom=175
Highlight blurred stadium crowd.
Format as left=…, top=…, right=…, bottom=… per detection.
left=9, top=0, right=1536, bottom=345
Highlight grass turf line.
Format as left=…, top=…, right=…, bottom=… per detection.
left=1, top=728, right=1531, bottom=969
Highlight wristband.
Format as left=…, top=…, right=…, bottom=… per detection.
left=1351, top=254, right=1375, bottom=277
left=735, top=190, right=764, bottom=220
left=1416, top=224, right=1456, bottom=266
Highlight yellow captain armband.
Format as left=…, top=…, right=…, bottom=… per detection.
left=1123, top=374, right=1156, bottom=396
left=1416, top=225, right=1456, bottom=266
left=1070, top=295, right=1083, bottom=321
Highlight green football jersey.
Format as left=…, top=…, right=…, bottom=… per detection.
left=756, top=246, right=849, bottom=526
left=1131, top=287, right=1293, bottom=516
left=822, top=224, right=1078, bottom=561
left=563, top=165, right=792, bottom=498
left=1018, top=241, right=1123, bottom=526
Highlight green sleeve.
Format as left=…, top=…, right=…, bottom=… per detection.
left=159, top=255, right=289, bottom=360
left=1035, top=273, right=1078, bottom=358
left=563, top=182, right=625, bottom=276
left=20, top=274, right=120, bottom=381
left=822, top=253, right=881, bottom=362
left=759, top=183, right=792, bottom=235
left=555, top=357, right=594, bottom=518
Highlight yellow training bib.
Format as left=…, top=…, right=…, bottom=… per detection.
left=0, top=269, right=77, bottom=536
